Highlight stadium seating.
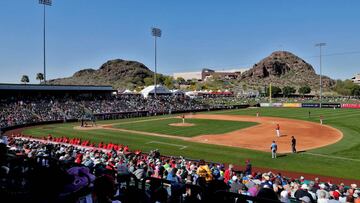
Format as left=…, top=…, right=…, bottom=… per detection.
left=1, top=136, right=359, bottom=203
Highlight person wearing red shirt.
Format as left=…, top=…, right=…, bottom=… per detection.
left=224, top=164, right=234, bottom=183
left=276, top=124, right=281, bottom=137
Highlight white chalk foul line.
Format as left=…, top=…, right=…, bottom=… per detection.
left=146, top=141, right=188, bottom=150
left=305, top=152, right=360, bottom=162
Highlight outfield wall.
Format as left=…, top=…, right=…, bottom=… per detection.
left=260, top=103, right=359, bottom=108
left=260, top=103, right=360, bottom=109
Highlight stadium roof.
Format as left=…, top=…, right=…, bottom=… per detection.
left=0, top=83, right=114, bottom=91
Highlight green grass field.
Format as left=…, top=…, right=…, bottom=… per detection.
left=22, top=108, right=360, bottom=180
left=113, top=118, right=257, bottom=137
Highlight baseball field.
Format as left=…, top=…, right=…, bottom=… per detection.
left=19, top=108, right=360, bottom=181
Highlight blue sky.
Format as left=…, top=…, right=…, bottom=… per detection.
left=0, top=0, right=359, bottom=83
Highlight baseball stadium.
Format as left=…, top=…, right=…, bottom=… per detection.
left=1, top=1, right=360, bottom=203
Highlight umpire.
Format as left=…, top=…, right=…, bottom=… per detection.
left=291, top=136, right=297, bottom=153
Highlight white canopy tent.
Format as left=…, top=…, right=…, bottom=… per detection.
left=140, top=85, right=172, bottom=98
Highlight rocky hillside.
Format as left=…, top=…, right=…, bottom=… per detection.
left=241, top=51, right=335, bottom=90
left=47, top=59, right=154, bottom=89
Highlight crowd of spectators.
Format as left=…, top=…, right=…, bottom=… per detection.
left=1, top=93, right=359, bottom=129
left=0, top=94, right=211, bottom=129
left=1, top=134, right=359, bottom=203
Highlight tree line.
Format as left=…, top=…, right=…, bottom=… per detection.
left=20, top=73, right=44, bottom=84
left=19, top=73, right=360, bottom=97
left=264, top=85, right=311, bottom=97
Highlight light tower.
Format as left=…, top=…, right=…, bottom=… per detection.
left=39, top=0, right=52, bottom=84
left=151, top=27, right=162, bottom=96
left=315, top=43, right=326, bottom=108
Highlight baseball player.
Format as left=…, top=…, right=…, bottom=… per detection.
left=320, top=115, right=323, bottom=125
left=270, top=141, right=278, bottom=158
left=256, top=112, right=259, bottom=117
left=291, top=136, right=297, bottom=153
left=276, top=124, right=281, bottom=137
left=182, top=114, right=185, bottom=124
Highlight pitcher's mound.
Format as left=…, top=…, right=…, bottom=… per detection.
left=169, top=123, right=195, bottom=127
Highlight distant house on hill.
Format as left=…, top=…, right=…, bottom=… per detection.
left=352, top=73, right=360, bottom=85
left=173, top=68, right=248, bottom=81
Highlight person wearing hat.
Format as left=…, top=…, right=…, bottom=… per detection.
left=316, top=183, right=330, bottom=200
left=291, top=136, right=297, bottom=153
left=276, top=123, right=281, bottom=137
left=230, top=175, right=245, bottom=194
left=270, top=141, right=278, bottom=158
left=328, top=190, right=340, bottom=203
left=295, top=184, right=315, bottom=203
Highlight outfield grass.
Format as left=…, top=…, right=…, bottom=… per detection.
left=22, top=108, right=360, bottom=180
left=112, top=118, right=257, bottom=137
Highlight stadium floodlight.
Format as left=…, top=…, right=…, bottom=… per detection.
left=151, top=27, right=162, bottom=96
left=39, top=0, right=52, bottom=84
left=315, top=43, right=326, bottom=108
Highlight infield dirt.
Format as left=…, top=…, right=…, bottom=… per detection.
left=187, top=114, right=343, bottom=153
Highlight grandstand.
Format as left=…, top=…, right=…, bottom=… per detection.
left=1, top=84, right=360, bottom=203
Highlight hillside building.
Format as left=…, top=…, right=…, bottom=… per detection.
left=352, top=73, right=360, bottom=84
left=173, top=68, right=248, bottom=81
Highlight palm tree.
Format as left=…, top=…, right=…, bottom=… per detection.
left=21, top=75, right=30, bottom=85
left=36, top=73, right=44, bottom=84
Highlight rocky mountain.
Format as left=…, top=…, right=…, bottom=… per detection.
left=241, top=51, right=335, bottom=90
left=48, top=51, right=335, bottom=92
left=47, top=59, right=154, bottom=89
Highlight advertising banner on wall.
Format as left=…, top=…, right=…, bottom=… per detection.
left=260, top=103, right=271, bottom=107
left=272, top=103, right=283, bottom=107
left=342, top=103, right=360, bottom=109
left=301, top=103, right=320, bottom=108
left=283, top=103, right=301, bottom=108
left=321, top=103, right=341, bottom=108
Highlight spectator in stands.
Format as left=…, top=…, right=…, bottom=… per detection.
left=316, top=183, right=330, bottom=199
left=280, top=190, right=291, bottom=203
left=92, top=175, right=120, bottom=203
left=295, top=184, right=315, bottom=203
left=224, top=164, right=234, bottom=183
left=229, top=176, right=244, bottom=194
left=317, top=190, right=329, bottom=203
left=354, top=190, right=360, bottom=203
left=256, top=187, right=280, bottom=202
left=300, top=196, right=312, bottom=203
left=167, top=168, right=181, bottom=183
left=0, top=130, right=8, bottom=145
left=196, top=159, right=213, bottom=182
left=3, top=135, right=360, bottom=203
left=245, top=159, right=252, bottom=175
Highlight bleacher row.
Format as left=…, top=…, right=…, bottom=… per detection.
left=1, top=135, right=359, bottom=203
